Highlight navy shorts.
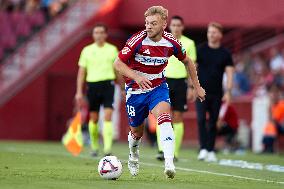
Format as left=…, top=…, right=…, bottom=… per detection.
left=125, top=82, right=171, bottom=127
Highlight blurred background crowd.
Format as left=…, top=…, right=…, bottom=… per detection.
left=0, top=0, right=72, bottom=59
left=233, top=48, right=284, bottom=97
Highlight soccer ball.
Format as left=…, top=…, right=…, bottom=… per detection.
left=98, top=156, right=123, bottom=180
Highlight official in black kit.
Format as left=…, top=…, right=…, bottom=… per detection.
left=195, top=22, right=234, bottom=162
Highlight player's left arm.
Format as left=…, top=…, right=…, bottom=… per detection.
left=112, top=47, right=124, bottom=87
left=182, top=56, right=205, bottom=102
left=223, top=66, right=234, bottom=103
left=114, top=58, right=152, bottom=90
left=173, top=38, right=205, bottom=101
left=185, top=41, right=197, bottom=101
left=223, top=52, right=235, bottom=104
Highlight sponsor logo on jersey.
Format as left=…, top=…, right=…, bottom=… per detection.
left=137, top=56, right=167, bottom=65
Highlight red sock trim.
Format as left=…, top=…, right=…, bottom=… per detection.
left=157, top=113, right=171, bottom=125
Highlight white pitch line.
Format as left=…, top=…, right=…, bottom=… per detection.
left=2, top=147, right=284, bottom=185
left=138, top=162, right=284, bottom=185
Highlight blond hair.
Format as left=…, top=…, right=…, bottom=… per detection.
left=208, top=22, right=223, bottom=33
left=144, top=6, right=168, bottom=20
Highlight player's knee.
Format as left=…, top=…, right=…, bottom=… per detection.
left=130, top=126, right=144, bottom=138
left=173, top=111, right=183, bottom=123
left=90, top=112, right=99, bottom=123
left=104, top=108, right=113, bottom=121
left=130, top=128, right=143, bottom=139
left=104, top=114, right=112, bottom=121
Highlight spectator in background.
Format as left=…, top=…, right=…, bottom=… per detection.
left=233, top=61, right=250, bottom=96
left=271, top=48, right=284, bottom=90
left=269, top=84, right=284, bottom=133
left=269, top=47, right=284, bottom=74
left=217, top=102, right=239, bottom=153
left=262, top=84, right=284, bottom=153
left=25, top=0, right=40, bottom=13
left=250, top=55, right=274, bottom=95
left=41, top=0, right=69, bottom=22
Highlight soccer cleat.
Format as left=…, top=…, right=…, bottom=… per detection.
left=164, top=162, right=176, bottom=179
left=156, top=151, right=164, bottom=161
left=104, top=153, right=112, bottom=156
left=197, top=149, right=208, bottom=161
left=128, top=151, right=139, bottom=176
left=205, top=151, right=218, bottom=162
left=90, top=151, right=99, bottom=157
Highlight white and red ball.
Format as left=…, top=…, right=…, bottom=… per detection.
left=98, top=156, right=122, bottom=180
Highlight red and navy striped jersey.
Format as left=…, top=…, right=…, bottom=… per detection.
left=118, top=30, right=187, bottom=93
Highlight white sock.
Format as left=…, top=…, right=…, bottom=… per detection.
left=158, top=113, right=175, bottom=166
left=128, top=131, right=141, bottom=156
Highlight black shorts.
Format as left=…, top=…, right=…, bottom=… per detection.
left=86, top=80, right=115, bottom=112
left=167, top=78, right=188, bottom=112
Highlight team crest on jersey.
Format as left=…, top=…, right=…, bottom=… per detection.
left=122, top=47, right=131, bottom=55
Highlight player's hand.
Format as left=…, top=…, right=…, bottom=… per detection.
left=75, top=92, right=84, bottom=108
left=195, top=86, right=206, bottom=102
left=187, top=88, right=197, bottom=102
left=222, top=91, right=232, bottom=104
left=135, top=75, right=152, bottom=90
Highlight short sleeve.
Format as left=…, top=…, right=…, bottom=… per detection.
left=112, top=47, right=119, bottom=62
left=118, top=32, right=144, bottom=62
left=188, top=40, right=197, bottom=62
left=174, top=43, right=187, bottom=61
left=78, top=48, right=87, bottom=68
left=118, top=43, right=134, bottom=62
left=196, top=46, right=201, bottom=64
left=225, top=51, right=234, bottom=67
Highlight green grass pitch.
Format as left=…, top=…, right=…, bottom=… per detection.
left=0, top=141, right=283, bottom=189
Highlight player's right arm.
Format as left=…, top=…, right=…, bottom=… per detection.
left=75, top=66, right=86, bottom=103
left=169, top=35, right=205, bottom=102
left=75, top=49, right=87, bottom=106
left=114, top=33, right=152, bottom=90
left=182, top=56, right=206, bottom=102
left=114, top=58, right=152, bottom=90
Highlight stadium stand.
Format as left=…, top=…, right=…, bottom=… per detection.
left=0, top=0, right=72, bottom=62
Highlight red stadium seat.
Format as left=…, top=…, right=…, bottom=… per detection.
left=11, top=11, right=32, bottom=38
left=0, top=46, right=3, bottom=60
left=0, top=13, right=17, bottom=50
left=28, top=10, right=45, bottom=28
left=0, top=11, right=11, bottom=32
left=1, top=33, right=17, bottom=50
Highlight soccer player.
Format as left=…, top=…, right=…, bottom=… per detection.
left=75, top=23, right=118, bottom=156
left=114, top=6, right=205, bottom=178
left=196, top=22, right=234, bottom=162
left=156, top=15, right=197, bottom=161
